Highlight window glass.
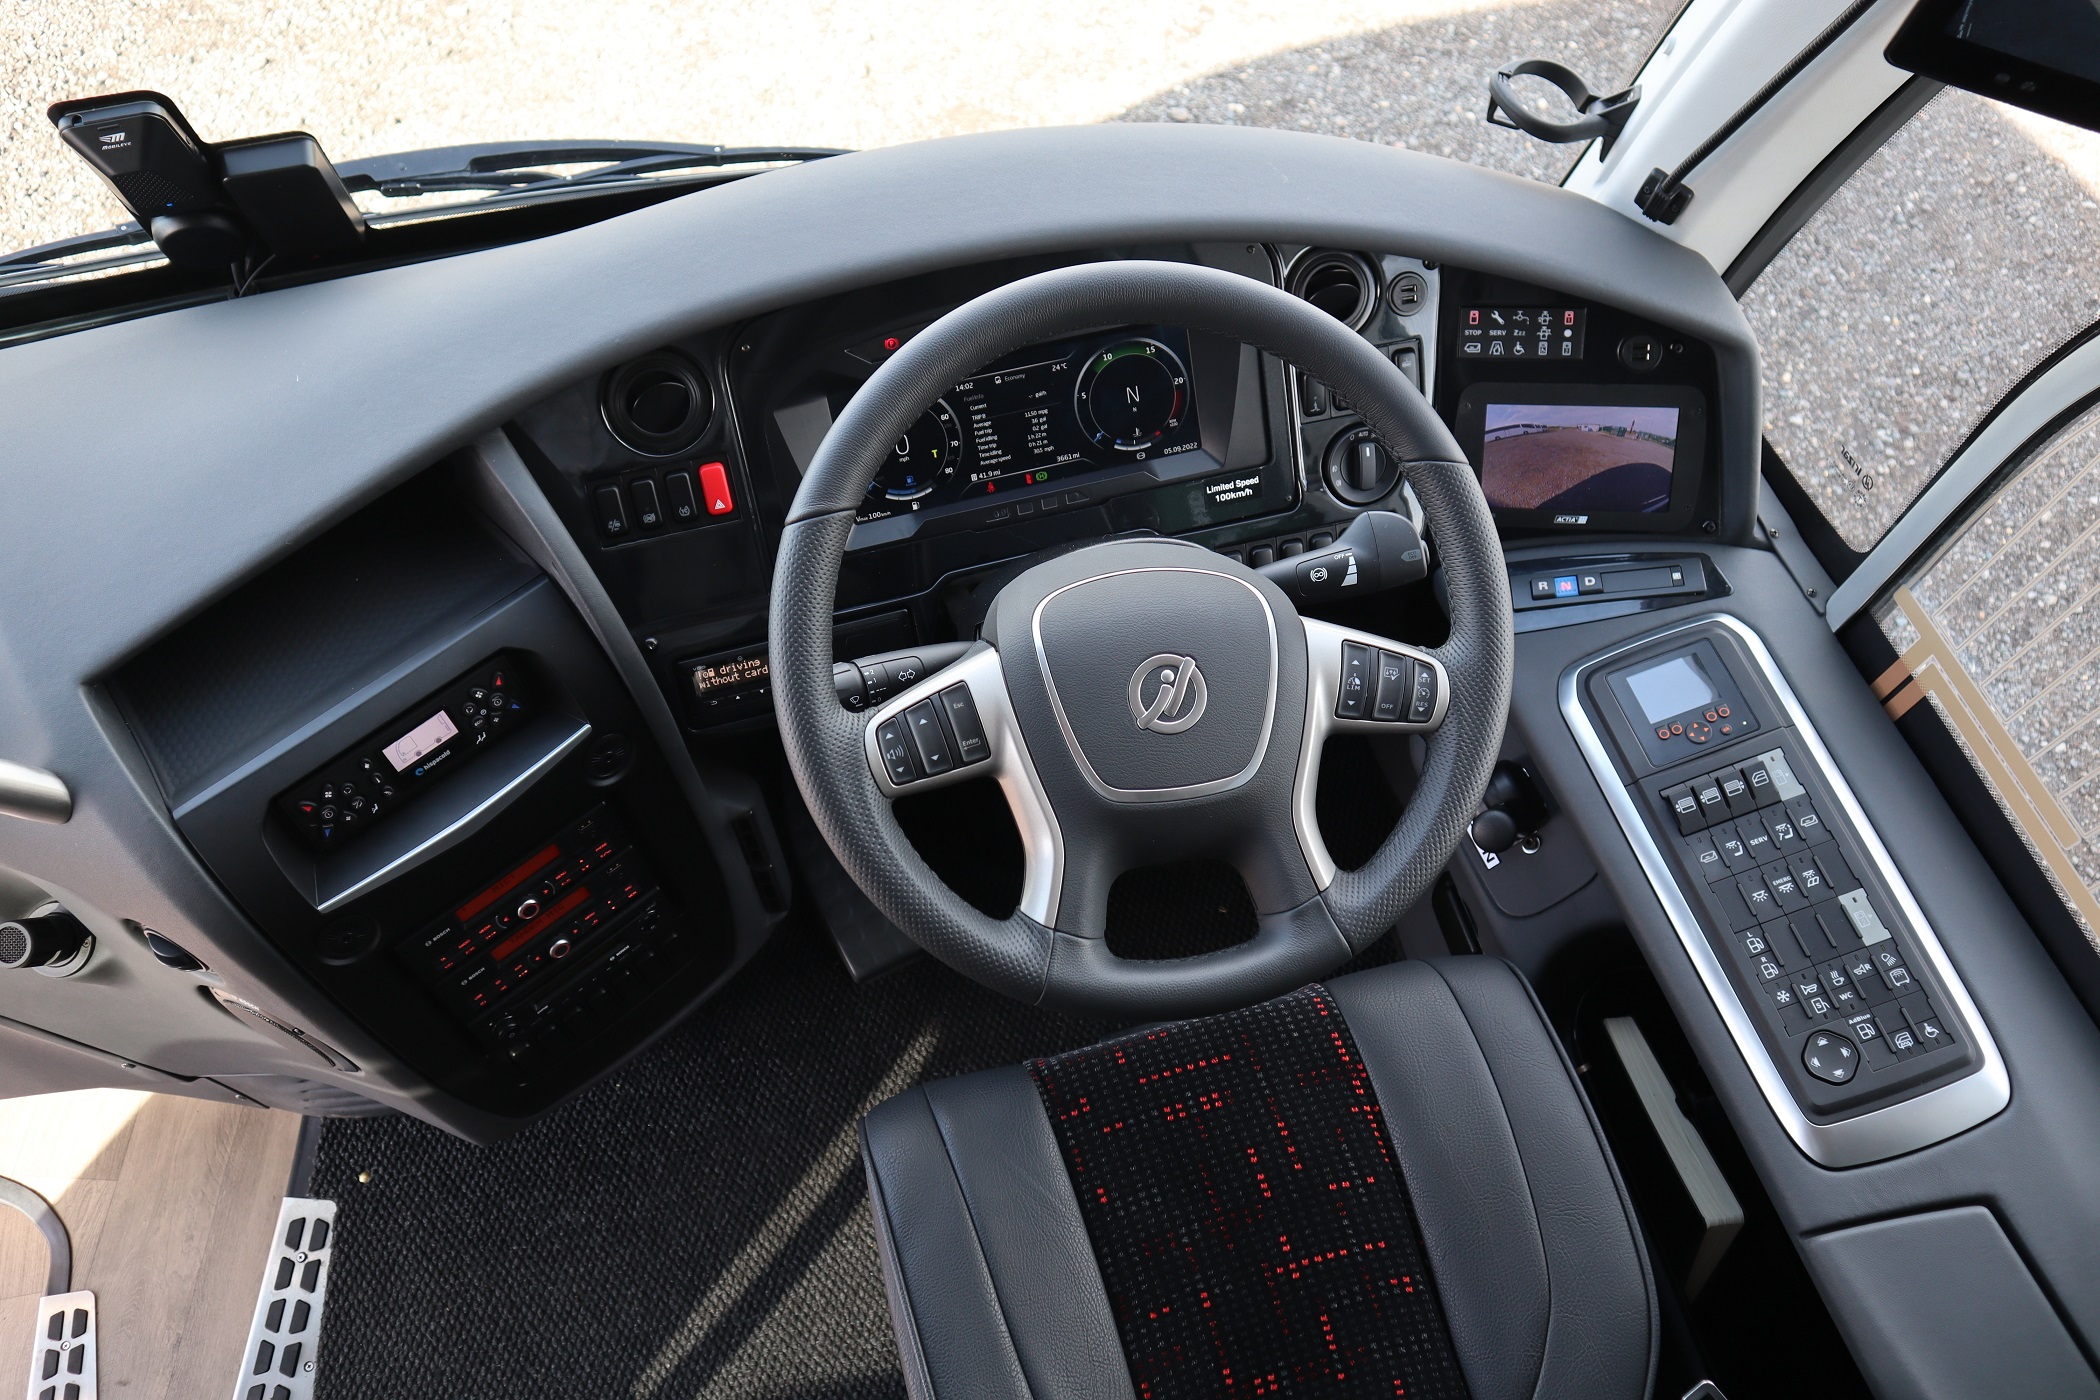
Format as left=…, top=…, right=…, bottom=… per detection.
left=1745, top=88, right=2100, bottom=550
left=1874, top=400, right=2100, bottom=952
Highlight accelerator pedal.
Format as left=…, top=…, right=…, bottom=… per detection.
left=229, top=1197, right=337, bottom=1400
left=25, top=1292, right=96, bottom=1400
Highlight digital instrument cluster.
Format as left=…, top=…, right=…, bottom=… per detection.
left=857, top=326, right=1204, bottom=523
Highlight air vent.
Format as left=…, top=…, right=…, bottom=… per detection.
left=600, top=351, right=715, bottom=457
left=1287, top=250, right=1379, bottom=330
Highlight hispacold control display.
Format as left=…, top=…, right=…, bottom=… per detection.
left=858, top=325, right=1203, bottom=522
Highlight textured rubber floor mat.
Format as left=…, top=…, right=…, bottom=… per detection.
left=310, top=925, right=1114, bottom=1399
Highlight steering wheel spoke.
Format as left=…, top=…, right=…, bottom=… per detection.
left=859, top=642, right=1066, bottom=926
left=1293, top=617, right=1450, bottom=888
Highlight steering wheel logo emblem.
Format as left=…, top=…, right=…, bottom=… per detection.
left=1129, top=654, right=1209, bottom=734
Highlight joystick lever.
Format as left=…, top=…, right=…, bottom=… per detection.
left=1470, top=759, right=1549, bottom=855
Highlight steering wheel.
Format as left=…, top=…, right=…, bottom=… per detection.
left=771, top=260, right=1512, bottom=1017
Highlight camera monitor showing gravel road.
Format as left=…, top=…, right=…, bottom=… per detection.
left=1478, top=402, right=1680, bottom=516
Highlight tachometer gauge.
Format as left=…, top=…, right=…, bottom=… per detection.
left=868, top=398, right=964, bottom=503
left=1074, top=338, right=1190, bottom=452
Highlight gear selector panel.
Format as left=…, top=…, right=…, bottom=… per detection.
left=1564, top=616, right=2007, bottom=1165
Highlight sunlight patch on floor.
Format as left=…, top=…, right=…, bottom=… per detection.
left=631, top=1025, right=940, bottom=1399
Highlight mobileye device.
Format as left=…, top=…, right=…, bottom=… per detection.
left=48, top=90, right=365, bottom=270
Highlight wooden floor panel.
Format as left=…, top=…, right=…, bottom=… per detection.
left=0, top=1089, right=302, bottom=1400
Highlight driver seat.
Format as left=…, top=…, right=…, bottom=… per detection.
left=860, top=957, right=1656, bottom=1400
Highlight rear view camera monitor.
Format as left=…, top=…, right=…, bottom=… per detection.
left=1455, top=382, right=1705, bottom=532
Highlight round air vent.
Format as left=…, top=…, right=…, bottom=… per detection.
left=1287, top=250, right=1379, bottom=330
left=601, top=351, right=715, bottom=457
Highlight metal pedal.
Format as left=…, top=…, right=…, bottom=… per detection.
left=229, top=1197, right=337, bottom=1400
left=24, top=1291, right=96, bottom=1400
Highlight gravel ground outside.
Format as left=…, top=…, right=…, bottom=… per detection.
left=2, top=0, right=1674, bottom=258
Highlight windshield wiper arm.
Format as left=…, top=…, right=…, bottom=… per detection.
left=335, top=139, right=844, bottom=198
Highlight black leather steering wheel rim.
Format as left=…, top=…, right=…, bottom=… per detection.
left=771, top=260, right=1512, bottom=1016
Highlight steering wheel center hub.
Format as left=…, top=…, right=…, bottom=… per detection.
left=1029, top=561, right=1279, bottom=801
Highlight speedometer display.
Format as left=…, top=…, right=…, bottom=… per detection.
left=851, top=325, right=1205, bottom=523
left=867, top=399, right=962, bottom=506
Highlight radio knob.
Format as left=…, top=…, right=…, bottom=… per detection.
left=516, top=897, right=542, bottom=921
left=548, top=938, right=573, bottom=960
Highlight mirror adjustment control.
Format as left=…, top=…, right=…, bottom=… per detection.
left=1336, top=643, right=1374, bottom=718
left=876, top=718, right=919, bottom=785
left=1803, top=1029, right=1859, bottom=1084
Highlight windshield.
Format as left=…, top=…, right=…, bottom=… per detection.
left=3, top=2, right=1687, bottom=260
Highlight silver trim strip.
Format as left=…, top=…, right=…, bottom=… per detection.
left=1827, top=336, right=2100, bottom=629
left=313, top=720, right=591, bottom=914
left=1560, top=612, right=2008, bottom=1167
left=1030, top=568, right=1279, bottom=803
left=0, top=758, right=70, bottom=824
left=862, top=644, right=1065, bottom=926
left=1295, top=617, right=1449, bottom=889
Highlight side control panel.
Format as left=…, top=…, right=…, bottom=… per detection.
left=1566, top=616, right=2006, bottom=1165
left=1663, top=746, right=1957, bottom=1087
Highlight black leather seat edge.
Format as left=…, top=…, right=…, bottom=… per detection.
left=859, top=957, right=1658, bottom=1400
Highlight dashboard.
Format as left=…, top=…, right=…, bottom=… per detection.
left=504, top=242, right=1734, bottom=741
left=8, top=128, right=2097, bottom=1391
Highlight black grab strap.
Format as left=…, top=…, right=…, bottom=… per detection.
left=1028, top=985, right=1471, bottom=1400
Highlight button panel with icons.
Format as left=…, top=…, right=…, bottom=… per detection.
left=1590, top=626, right=1982, bottom=1114
left=277, top=655, right=529, bottom=852
left=1335, top=642, right=1438, bottom=724
left=593, top=460, right=737, bottom=544
left=394, top=803, right=697, bottom=1051
left=1577, top=620, right=1999, bottom=1155
left=1457, top=304, right=1587, bottom=360
left=1661, top=739, right=1965, bottom=1101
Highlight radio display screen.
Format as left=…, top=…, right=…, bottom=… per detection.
left=383, top=709, right=460, bottom=773
left=1454, top=382, right=1706, bottom=532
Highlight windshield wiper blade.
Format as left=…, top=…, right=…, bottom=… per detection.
left=0, top=222, right=151, bottom=272
left=335, top=139, right=843, bottom=198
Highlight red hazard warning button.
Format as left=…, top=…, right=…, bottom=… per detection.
left=698, top=461, right=734, bottom=516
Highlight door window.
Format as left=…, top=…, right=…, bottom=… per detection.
left=1744, top=87, right=2100, bottom=553
left=1873, top=400, right=2100, bottom=948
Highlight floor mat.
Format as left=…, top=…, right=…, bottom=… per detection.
left=309, top=923, right=1114, bottom=1400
